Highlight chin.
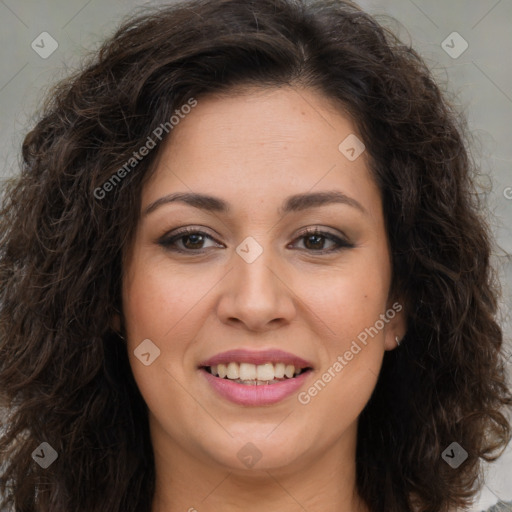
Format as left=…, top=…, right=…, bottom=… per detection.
left=202, top=432, right=307, bottom=473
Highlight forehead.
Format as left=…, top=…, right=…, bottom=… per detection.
left=142, top=86, right=380, bottom=219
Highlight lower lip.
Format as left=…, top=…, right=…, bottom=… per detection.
left=200, top=369, right=312, bottom=406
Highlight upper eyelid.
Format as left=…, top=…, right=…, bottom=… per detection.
left=163, top=227, right=222, bottom=243
left=163, top=226, right=346, bottom=240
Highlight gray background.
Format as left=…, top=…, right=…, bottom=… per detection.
left=0, top=0, right=511, bottom=510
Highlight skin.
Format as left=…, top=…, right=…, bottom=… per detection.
left=117, top=86, right=406, bottom=512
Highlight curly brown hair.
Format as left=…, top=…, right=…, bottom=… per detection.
left=1, top=0, right=511, bottom=511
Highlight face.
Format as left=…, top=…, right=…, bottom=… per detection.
left=120, top=86, right=405, bottom=476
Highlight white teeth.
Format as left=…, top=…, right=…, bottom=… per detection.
left=226, top=362, right=239, bottom=379
left=274, top=363, right=285, bottom=379
left=256, top=363, right=274, bottom=381
left=217, top=363, right=227, bottom=379
left=239, top=363, right=257, bottom=380
left=206, top=362, right=306, bottom=381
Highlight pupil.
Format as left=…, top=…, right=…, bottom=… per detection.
left=185, top=234, right=203, bottom=248
left=306, top=234, right=323, bottom=250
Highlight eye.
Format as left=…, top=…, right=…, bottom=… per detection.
left=157, top=227, right=354, bottom=254
left=290, top=227, right=354, bottom=253
left=158, top=227, right=222, bottom=253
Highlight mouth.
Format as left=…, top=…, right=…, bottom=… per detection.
left=200, top=362, right=313, bottom=385
left=198, top=349, right=315, bottom=404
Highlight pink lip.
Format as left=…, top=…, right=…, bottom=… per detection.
left=200, top=368, right=313, bottom=406
left=198, top=349, right=313, bottom=369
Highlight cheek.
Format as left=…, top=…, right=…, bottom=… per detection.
left=299, top=256, right=390, bottom=342
left=298, top=269, right=387, bottom=429
left=121, top=257, right=202, bottom=415
left=303, top=256, right=390, bottom=415
left=122, top=252, right=211, bottom=342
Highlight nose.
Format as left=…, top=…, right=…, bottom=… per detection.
left=216, top=242, right=297, bottom=332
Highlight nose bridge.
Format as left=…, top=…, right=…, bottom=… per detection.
left=216, top=234, right=295, bottom=330
left=234, top=235, right=280, bottom=302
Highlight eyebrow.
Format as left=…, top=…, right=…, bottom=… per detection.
left=143, top=190, right=368, bottom=217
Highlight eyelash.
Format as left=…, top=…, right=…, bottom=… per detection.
left=158, top=227, right=354, bottom=255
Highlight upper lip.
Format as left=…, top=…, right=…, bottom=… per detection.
left=199, top=349, right=314, bottom=369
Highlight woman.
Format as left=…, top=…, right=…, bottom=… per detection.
left=1, top=0, right=511, bottom=511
